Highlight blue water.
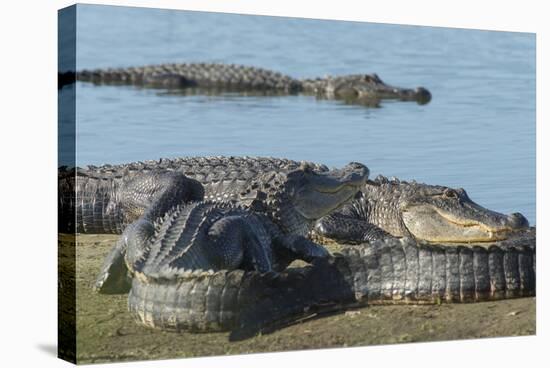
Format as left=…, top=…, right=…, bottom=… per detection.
left=62, top=4, right=536, bottom=224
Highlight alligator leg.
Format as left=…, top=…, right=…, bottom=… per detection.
left=93, top=236, right=131, bottom=294
left=207, top=216, right=274, bottom=272
left=230, top=256, right=355, bottom=341
left=315, top=213, right=393, bottom=242
left=93, top=172, right=204, bottom=292
left=271, top=234, right=330, bottom=271
left=95, top=218, right=155, bottom=294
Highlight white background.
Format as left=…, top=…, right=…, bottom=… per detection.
left=0, top=0, right=547, bottom=366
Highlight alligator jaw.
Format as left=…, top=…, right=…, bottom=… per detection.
left=295, top=162, right=368, bottom=220
left=402, top=204, right=529, bottom=243
left=357, top=84, right=432, bottom=105
left=301, top=187, right=360, bottom=221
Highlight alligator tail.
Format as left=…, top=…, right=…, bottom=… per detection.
left=58, top=168, right=125, bottom=234
left=128, top=270, right=256, bottom=332
left=128, top=263, right=356, bottom=335
left=348, top=237, right=536, bottom=304
left=232, top=236, right=535, bottom=339
left=127, top=235, right=535, bottom=338
left=59, top=167, right=204, bottom=235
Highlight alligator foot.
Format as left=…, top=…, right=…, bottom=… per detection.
left=271, top=234, right=330, bottom=271
left=229, top=256, right=355, bottom=341
left=315, top=213, right=393, bottom=243
left=94, top=236, right=132, bottom=294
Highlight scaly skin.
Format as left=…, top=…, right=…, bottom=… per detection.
left=315, top=175, right=530, bottom=244
left=126, top=229, right=535, bottom=337
left=58, top=166, right=204, bottom=234
left=59, top=63, right=432, bottom=105
left=94, top=162, right=369, bottom=293
left=61, top=158, right=535, bottom=336
left=58, top=157, right=327, bottom=234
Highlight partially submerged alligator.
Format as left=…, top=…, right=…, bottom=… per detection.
left=315, top=175, right=529, bottom=244
left=58, top=63, right=432, bottom=105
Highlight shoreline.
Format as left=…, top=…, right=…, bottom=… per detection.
left=62, top=234, right=536, bottom=364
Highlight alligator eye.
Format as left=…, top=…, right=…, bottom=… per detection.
left=443, top=189, right=459, bottom=198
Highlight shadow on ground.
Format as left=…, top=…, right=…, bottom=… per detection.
left=36, top=344, right=58, bottom=357
left=61, top=234, right=536, bottom=364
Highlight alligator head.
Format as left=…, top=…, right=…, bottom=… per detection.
left=326, top=74, right=432, bottom=105
left=240, top=162, right=369, bottom=235
left=362, top=176, right=529, bottom=243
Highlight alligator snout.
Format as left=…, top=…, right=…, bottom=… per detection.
left=505, top=212, right=529, bottom=230
left=339, top=162, right=369, bottom=185
left=414, top=87, right=432, bottom=105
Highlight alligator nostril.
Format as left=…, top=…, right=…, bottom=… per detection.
left=415, top=87, right=432, bottom=105
left=347, top=162, right=370, bottom=177
left=509, top=212, right=529, bottom=229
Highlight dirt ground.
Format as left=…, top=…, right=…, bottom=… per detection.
left=60, top=234, right=536, bottom=364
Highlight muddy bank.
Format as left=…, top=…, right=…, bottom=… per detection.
left=62, top=234, right=535, bottom=364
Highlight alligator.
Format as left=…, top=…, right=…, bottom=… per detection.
left=60, top=158, right=535, bottom=336
left=125, top=226, right=535, bottom=338
left=59, top=156, right=335, bottom=234
left=92, top=161, right=369, bottom=293
left=314, top=175, right=530, bottom=244
left=77, top=155, right=329, bottom=177
left=84, top=171, right=533, bottom=334
left=61, top=158, right=529, bottom=244
left=58, top=166, right=204, bottom=234
left=58, top=63, right=432, bottom=105
left=121, top=199, right=344, bottom=332
left=82, top=165, right=534, bottom=336
left=58, top=156, right=341, bottom=233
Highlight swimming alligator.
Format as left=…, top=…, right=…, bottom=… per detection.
left=93, top=162, right=368, bottom=293
left=314, top=175, right=530, bottom=244
left=58, top=63, right=432, bottom=105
